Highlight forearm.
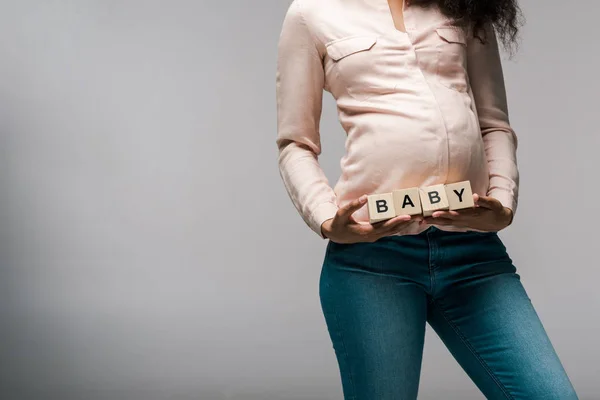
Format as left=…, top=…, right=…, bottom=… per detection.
left=277, top=140, right=339, bottom=237
left=482, top=127, right=519, bottom=216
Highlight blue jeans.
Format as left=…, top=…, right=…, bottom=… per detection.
left=319, top=226, right=578, bottom=399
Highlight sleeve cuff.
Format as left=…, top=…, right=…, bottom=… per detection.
left=486, top=188, right=517, bottom=224
left=308, top=201, right=339, bottom=239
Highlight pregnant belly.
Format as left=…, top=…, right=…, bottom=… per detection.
left=334, top=111, right=489, bottom=214
left=338, top=129, right=446, bottom=199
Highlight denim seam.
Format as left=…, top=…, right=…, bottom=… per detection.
left=426, top=230, right=437, bottom=295
left=431, top=300, right=515, bottom=400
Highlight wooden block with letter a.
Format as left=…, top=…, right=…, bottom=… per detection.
left=420, top=184, right=449, bottom=217
left=445, top=180, right=475, bottom=211
left=392, top=187, right=422, bottom=216
left=367, top=192, right=396, bottom=223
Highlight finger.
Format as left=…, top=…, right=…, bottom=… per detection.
left=361, top=215, right=418, bottom=240
left=385, top=213, right=428, bottom=235
left=379, top=215, right=420, bottom=233
left=423, top=216, right=455, bottom=225
left=337, top=195, right=368, bottom=220
left=431, top=210, right=461, bottom=219
left=370, top=214, right=413, bottom=232
left=453, top=206, right=478, bottom=216
left=386, top=218, right=421, bottom=234
left=350, top=221, right=377, bottom=236
left=474, top=193, right=503, bottom=211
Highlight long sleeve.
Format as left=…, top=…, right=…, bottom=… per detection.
left=275, top=0, right=339, bottom=239
left=466, top=22, right=520, bottom=219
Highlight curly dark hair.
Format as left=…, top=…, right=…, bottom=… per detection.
left=409, top=0, right=525, bottom=56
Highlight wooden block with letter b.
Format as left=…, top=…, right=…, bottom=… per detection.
left=445, top=180, right=475, bottom=211
left=392, top=187, right=422, bottom=216
left=367, top=192, right=396, bottom=223
left=419, top=184, right=450, bottom=217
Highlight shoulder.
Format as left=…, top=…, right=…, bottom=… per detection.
left=283, top=0, right=327, bottom=30
left=282, top=0, right=332, bottom=51
left=293, top=0, right=331, bottom=17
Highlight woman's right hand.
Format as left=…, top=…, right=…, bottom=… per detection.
left=320, top=195, right=422, bottom=244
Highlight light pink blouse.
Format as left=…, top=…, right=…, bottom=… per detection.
left=275, top=0, right=519, bottom=239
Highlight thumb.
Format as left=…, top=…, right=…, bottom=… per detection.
left=337, top=195, right=368, bottom=221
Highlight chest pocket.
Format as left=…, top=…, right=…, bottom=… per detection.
left=325, top=35, right=396, bottom=102
left=435, top=26, right=469, bottom=92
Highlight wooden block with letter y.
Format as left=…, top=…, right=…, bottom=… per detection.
left=367, top=192, right=396, bottom=223
left=445, top=180, right=475, bottom=211
left=392, top=187, right=422, bottom=216
left=420, top=184, right=450, bottom=217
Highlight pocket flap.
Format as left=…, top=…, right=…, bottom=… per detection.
left=326, top=35, right=377, bottom=61
left=435, top=27, right=467, bottom=44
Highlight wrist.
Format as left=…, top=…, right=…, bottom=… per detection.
left=503, top=207, right=514, bottom=227
left=321, top=218, right=334, bottom=238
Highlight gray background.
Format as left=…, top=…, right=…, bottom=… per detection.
left=0, top=1, right=597, bottom=399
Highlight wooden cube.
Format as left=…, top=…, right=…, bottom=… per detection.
left=392, top=187, right=422, bottom=216
left=420, top=184, right=449, bottom=217
left=367, top=192, right=396, bottom=223
left=445, top=180, right=475, bottom=211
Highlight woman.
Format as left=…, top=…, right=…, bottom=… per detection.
left=275, top=0, right=578, bottom=398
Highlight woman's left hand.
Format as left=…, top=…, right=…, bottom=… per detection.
left=421, top=193, right=513, bottom=232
